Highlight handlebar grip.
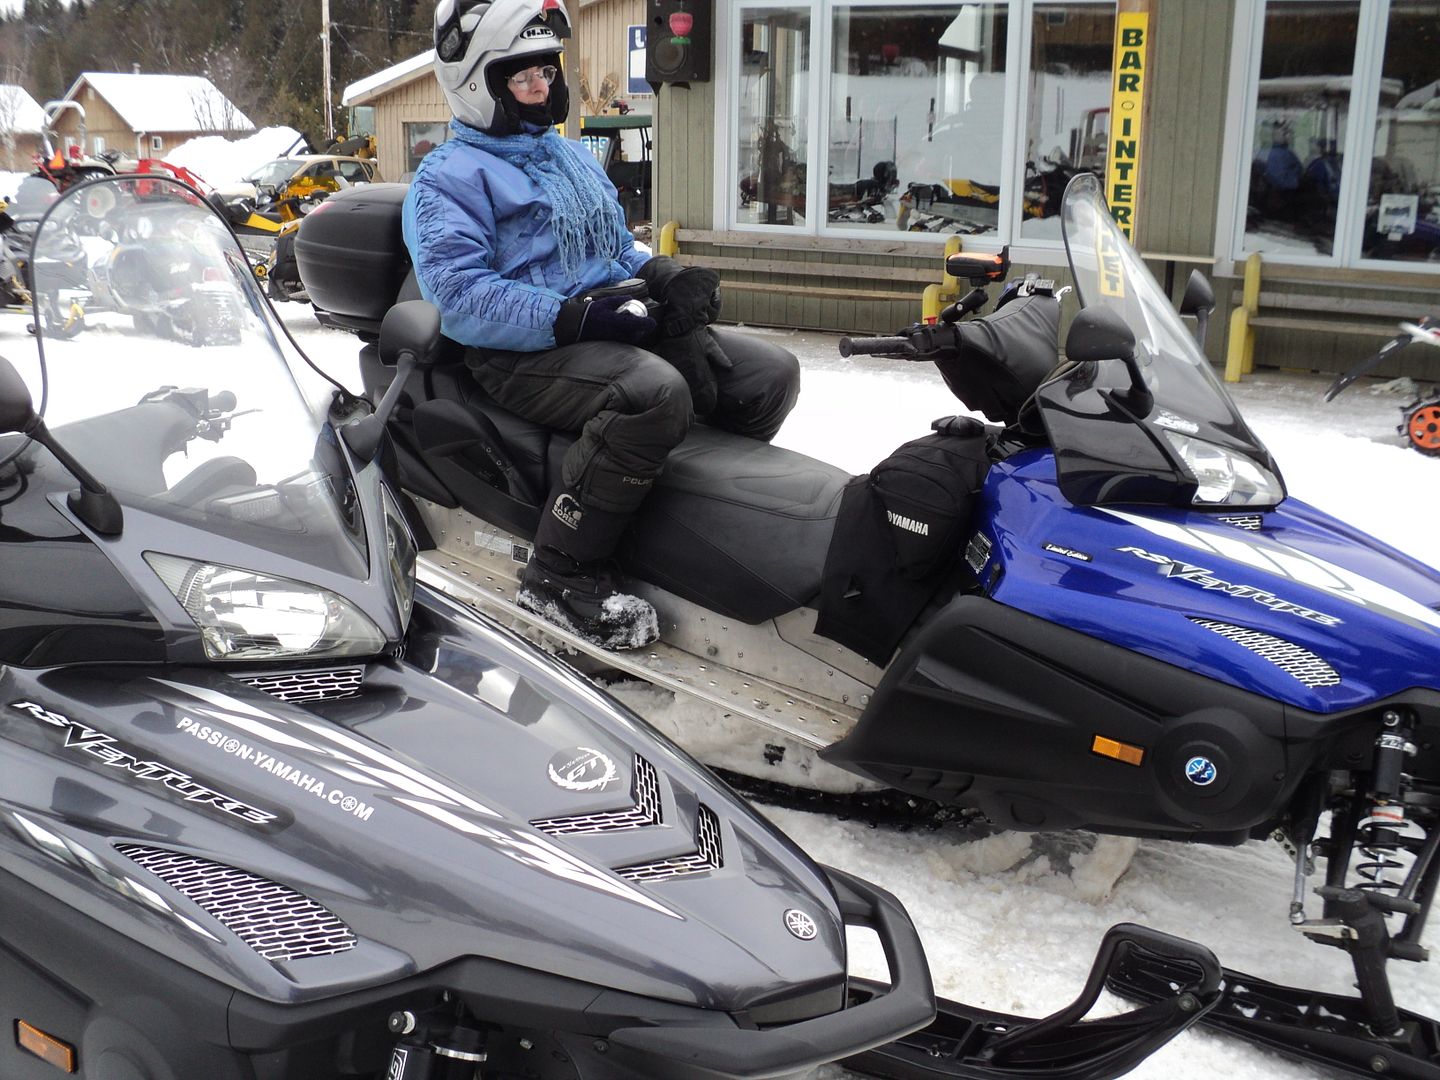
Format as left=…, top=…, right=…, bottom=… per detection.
left=839, top=335, right=915, bottom=358
left=211, top=391, right=237, bottom=414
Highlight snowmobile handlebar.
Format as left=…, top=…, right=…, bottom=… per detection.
left=838, top=334, right=918, bottom=358
left=606, top=865, right=935, bottom=1077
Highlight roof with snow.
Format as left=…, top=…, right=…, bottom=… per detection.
left=0, top=84, right=46, bottom=134
left=343, top=50, right=436, bottom=106
left=63, top=73, right=255, bottom=133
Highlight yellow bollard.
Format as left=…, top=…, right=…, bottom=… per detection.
left=921, top=237, right=966, bottom=324
left=658, top=221, right=679, bottom=258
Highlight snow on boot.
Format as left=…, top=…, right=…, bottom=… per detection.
left=517, top=551, right=659, bottom=650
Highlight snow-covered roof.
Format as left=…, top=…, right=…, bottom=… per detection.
left=64, top=73, right=255, bottom=133
left=343, top=50, right=436, bottom=106
left=0, top=84, right=46, bottom=134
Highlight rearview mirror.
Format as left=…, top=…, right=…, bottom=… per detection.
left=1179, top=270, right=1215, bottom=350
left=0, top=355, right=38, bottom=434
left=1065, top=306, right=1136, bottom=364
left=1065, top=307, right=1152, bottom=417
left=380, top=300, right=444, bottom=368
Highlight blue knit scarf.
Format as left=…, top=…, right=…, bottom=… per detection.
left=466, top=127, right=626, bottom=278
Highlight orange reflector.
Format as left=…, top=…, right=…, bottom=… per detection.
left=16, top=1020, right=76, bottom=1073
left=1092, top=735, right=1145, bottom=767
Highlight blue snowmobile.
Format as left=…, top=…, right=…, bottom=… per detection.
left=296, top=172, right=1440, bottom=1078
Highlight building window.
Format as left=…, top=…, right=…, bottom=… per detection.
left=91, top=135, right=106, bottom=156
left=736, top=6, right=812, bottom=227
left=725, top=0, right=1114, bottom=249
left=1233, top=0, right=1440, bottom=269
left=405, top=121, right=449, bottom=176
left=1364, top=3, right=1440, bottom=265
left=1019, top=3, right=1113, bottom=240
left=150, top=135, right=164, bottom=153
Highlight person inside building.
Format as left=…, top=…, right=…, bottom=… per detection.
left=404, top=0, right=801, bottom=650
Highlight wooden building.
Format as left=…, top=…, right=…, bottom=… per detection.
left=651, top=0, right=1440, bottom=378
left=0, top=84, right=46, bottom=172
left=51, top=73, right=254, bottom=160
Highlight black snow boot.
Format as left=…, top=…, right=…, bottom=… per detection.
left=516, top=489, right=659, bottom=650
left=517, top=550, right=659, bottom=650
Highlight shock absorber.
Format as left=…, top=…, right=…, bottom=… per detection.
left=1355, top=712, right=1425, bottom=916
left=387, top=1009, right=491, bottom=1080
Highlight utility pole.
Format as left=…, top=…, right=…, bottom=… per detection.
left=321, top=0, right=335, bottom=142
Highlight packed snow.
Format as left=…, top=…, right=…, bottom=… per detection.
left=2, top=287, right=1439, bottom=1080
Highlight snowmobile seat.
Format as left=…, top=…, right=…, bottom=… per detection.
left=391, top=342, right=851, bottom=623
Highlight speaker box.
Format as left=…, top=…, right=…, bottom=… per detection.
left=645, top=0, right=713, bottom=85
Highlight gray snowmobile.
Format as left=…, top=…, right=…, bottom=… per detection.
left=0, top=173, right=1221, bottom=1080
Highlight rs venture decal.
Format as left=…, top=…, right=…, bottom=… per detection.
left=1117, top=548, right=1342, bottom=626
left=11, top=700, right=276, bottom=826
left=1104, top=509, right=1440, bottom=633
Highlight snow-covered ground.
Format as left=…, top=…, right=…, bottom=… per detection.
left=2, top=295, right=1438, bottom=1079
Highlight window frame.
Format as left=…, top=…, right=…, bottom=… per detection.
left=713, top=0, right=1115, bottom=263
left=1220, top=0, right=1436, bottom=274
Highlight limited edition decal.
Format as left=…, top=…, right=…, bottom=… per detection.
left=1043, top=543, right=1093, bottom=562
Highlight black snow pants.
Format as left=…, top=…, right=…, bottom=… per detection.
left=466, top=326, right=800, bottom=562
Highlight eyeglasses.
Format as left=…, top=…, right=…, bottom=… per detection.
left=507, top=65, right=559, bottom=88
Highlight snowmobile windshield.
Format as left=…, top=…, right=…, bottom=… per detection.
left=1039, top=172, right=1285, bottom=509
left=24, top=175, right=368, bottom=581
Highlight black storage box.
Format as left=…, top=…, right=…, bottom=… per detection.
left=295, top=183, right=411, bottom=333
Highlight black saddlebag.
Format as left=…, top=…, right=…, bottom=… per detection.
left=816, top=416, right=990, bottom=665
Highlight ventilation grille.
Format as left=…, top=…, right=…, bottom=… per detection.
left=615, top=805, right=724, bottom=882
left=1215, top=514, right=1264, bottom=531
left=116, top=844, right=357, bottom=961
left=531, top=756, right=662, bottom=836
left=1189, top=618, right=1341, bottom=687
left=236, top=667, right=364, bottom=703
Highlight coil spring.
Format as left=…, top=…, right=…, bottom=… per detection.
left=1354, top=802, right=1428, bottom=905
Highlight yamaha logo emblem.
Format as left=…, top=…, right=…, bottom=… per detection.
left=1184, top=756, right=1218, bottom=787
left=547, top=747, right=621, bottom=793
left=784, top=909, right=818, bottom=940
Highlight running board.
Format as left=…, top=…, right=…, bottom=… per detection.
left=1107, top=944, right=1440, bottom=1079
left=417, top=555, right=859, bottom=751
left=847, top=923, right=1222, bottom=1080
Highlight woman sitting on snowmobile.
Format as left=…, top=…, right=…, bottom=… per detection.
left=404, top=0, right=800, bottom=651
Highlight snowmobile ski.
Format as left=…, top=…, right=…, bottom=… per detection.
left=846, top=923, right=1223, bottom=1080
left=1107, top=944, right=1440, bottom=1079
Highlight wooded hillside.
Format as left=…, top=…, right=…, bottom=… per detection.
left=0, top=0, right=433, bottom=138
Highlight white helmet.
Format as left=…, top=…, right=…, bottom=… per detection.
left=433, top=0, right=572, bottom=133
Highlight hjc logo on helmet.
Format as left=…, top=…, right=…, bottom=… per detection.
left=521, top=25, right=556, bottom=39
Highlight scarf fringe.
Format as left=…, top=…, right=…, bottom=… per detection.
left=466, top=128, right=625, bottom=279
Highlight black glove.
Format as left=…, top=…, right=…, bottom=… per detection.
left=554, top=295, right=657, bottom=347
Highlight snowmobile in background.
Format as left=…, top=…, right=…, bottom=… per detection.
left=0, top=172, right=1221, bottom=1080
left=1325, top=316, right=1440, bottom=455
left=297, top=172, right=1440, bottom=1079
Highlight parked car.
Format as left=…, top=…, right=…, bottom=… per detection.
left=214, top=154, right=379, bottom=203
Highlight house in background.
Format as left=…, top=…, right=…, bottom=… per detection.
left=50, top=72, right=254, bottom=160
left=0, top=84, right=46, bottom=171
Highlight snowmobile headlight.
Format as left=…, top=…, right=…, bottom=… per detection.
left=381, top=486, right=417, bottom=628
left=146, top=552, right=386, bottom=661
left=1162, top=431, right=1284, bottom=508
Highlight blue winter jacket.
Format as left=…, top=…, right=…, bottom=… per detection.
left=402, top=120, right=649, bottom=352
